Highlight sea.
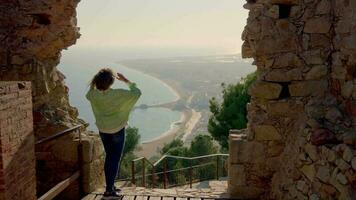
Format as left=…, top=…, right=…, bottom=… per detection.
left=58, top=49, right=182, bottom=143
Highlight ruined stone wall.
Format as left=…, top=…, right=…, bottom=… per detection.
left=229, top=0, right=356, bottom=199
left=0, top=0, right=81, bottom=136
left=0, top=1, right=105, bottom=198
left=0, top=82, right=36, bottom=200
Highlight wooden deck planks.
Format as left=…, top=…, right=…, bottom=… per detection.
left=81, top=194, right=97, bottom=200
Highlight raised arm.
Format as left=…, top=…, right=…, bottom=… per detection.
left=114, top=72, right=141, bottom=104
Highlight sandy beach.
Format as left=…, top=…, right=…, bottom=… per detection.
left=181, top=109, right=202, bottom=142
left=125, top=67, right=202, bottom=158
left=135, top=110, right=188, bottom=157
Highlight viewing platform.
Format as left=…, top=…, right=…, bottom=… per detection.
left=83, top=181, right=230, bottom=200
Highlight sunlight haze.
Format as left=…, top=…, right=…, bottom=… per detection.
left=75, top=0, right=248, bottom=54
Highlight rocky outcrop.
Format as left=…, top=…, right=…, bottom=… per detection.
left=0, top=1, right=104, bottom=199
left=0, top=0, right=81, bottom=133
left=229, top=0, right=356, bottom=199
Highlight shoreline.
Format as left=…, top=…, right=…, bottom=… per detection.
left=118, top=63, right=201, bottom=158
left=117, top=63, right=180, bottom=103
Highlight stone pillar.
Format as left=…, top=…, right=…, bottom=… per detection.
left=81, top=133, right=105, bottom=194
left=228, top=131, right=265, bottom=199
left=229, top=0, right=356, bottom=199
left=0, top=82, right=36, bottom=200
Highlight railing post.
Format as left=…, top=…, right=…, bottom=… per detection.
left=216, top=156, right=219, bottom=180
left=151, top=166, right=155, bottom=188
left=77, top=131, right=84, bottom=197
left=163, top=159, right=168, bottom=189
left=142, top=159, right=146, bottom=187
left=189, top=159, right=192, bottom=188
left=131, top=160, right=136, bottom=185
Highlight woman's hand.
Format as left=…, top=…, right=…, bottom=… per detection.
left=116, top=72, right=130, bottom=83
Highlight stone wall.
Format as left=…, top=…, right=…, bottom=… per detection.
left=0, top=0, right=81, bottom=137
left=229, top=0, right=356, bottom=199
left=0, top=0, right=105, bottom=198
left=0, top=82, right=36, bottom=200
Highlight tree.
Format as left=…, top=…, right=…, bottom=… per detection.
left=189, top=135, right=218, bottom=156
left=160, top=139, right=187, bottom=155
left=118, top=126, right=140, bottom=179
left=124, top=127, right=140, bottom=154
left=208, top=72, right=256, bottom=150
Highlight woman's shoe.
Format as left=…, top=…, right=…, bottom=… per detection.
left=114, top=187, right=121, bottom=193
left=102, top=191, right=122, bottom=200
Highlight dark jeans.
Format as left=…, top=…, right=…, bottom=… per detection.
left=99, top=128, right=125, bottom=192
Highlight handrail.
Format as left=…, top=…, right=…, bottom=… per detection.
left=153, top=153, right=229, bottom=166
left=130, top=153, right=229, bottom=189
left=36, top=123, right=87, bottom=200
left=38, top=171, right=80, bottom=200
left=35, top=124, right=84, bottom=145
left=132, top=157, right=155, bottom=167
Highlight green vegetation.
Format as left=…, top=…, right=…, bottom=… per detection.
left=118, top=127, right=140, bottom=179
left=208, top=72, right=257, bottom=151
left=154, top=135, right=220, bottom=186
left=160, top=135, right=218, bottom=157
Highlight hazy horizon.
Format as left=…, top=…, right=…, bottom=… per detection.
left=66, top=0, right=248, bottom=57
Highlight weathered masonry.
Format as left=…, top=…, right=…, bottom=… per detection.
left=0, top=0, right=104, bottom=199
left=0, top=82, right=36, bottom=200
left=228, top=0, right=356, bottom=199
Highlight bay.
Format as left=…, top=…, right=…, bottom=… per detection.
left=58, top=50, right=182, bottom=142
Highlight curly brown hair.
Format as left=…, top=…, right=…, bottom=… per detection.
left=90, top=68, right=115, bottom=91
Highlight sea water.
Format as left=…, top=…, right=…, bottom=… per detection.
left=58, top=50, right=182, bottom=143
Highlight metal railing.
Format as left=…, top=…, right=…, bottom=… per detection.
left=36, top=124, right=86, bottom=200
left=130, top=154, right=229, bottom=189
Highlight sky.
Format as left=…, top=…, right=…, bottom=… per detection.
left=73, top=0, right=248, bottom=55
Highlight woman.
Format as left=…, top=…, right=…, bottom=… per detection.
left=86, top=68, right=141, bottom=199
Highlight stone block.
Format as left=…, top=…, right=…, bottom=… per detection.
left=268, top=142, right=285, bottom=157
left=335, top=159, right=351, bottom=172
left=249, top=82, right=282, bottom=99
left=229, top=135, right=266, bottom=164
left=304, top=144, right=318, bottom=161
left=265, top=5, right=279, bottom=19
left=273, top=53, right=304, bottom=68
left=342, top=131, right=356, bottom=145
left=82, top=137, right=94, bottom=163
left=289, top=80, right=328, bottom=97
left=316, top=0, right=331, bottom=14
left=264, top=68, right=302, bottom=82
left=302, top=50, right=326, bottom=65
left=316, top=165, right=330, bottom=183
left=300, top=164, right=316, bottom=181
left=311, top=129, right=336, bottom=146
left=305, top=65, right=328, bottom=80
left=341, top=81, right=353, bottom=98
left=228, top=164, right=246, bottom=187
left=254, top=125, right=282, bottom=141
left=266, top=100, right=304, bottom=117
left=304, top=16, right=332, bottom=33
left=241, top=41, right=254, bottom=58
left=256, top=36, right=297, bottom=55
left=228, top=185, right=265, bottom=199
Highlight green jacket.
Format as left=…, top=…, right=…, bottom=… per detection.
left=86, top=82, right=141, bottom=133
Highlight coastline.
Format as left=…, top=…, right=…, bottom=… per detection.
left=118, top=64, right=180, bottom=103
left=118, top=63, right=201, bottom=158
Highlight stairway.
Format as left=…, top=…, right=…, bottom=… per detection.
left=82, top=181, right=229, bottom=200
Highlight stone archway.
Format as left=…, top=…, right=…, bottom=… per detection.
left=1, top=0, right=356, bottom=199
